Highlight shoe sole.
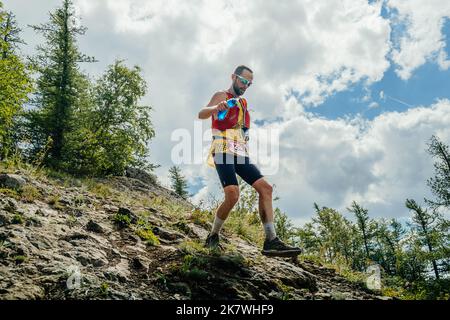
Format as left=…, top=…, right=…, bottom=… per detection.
left=261, top=249, right=302, bottom=257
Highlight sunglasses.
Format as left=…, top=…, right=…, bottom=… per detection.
left=234, top=74, right=252, bottom=87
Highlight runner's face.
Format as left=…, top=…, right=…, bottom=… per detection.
left=232, top=70, right=253, bottom=96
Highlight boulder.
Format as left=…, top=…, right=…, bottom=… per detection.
left=86, top=220, right=104, bottom=234
left=0, top=174, right=26, bottom=190
left=125, top=167, right=158, bottom=186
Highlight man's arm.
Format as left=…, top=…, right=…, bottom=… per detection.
left=198, top=92, right=228, bottom=120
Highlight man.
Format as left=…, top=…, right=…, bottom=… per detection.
left=198, top=65, right=302, bottom=257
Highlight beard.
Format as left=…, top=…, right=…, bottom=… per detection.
left=233, top=82, right=244, bottom=96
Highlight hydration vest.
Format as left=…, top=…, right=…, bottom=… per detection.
left=206, top=92, right=251, bottom=167
left=211, top=92, right=250, bottom=131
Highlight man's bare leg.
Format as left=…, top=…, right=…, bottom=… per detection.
left=216, top=185, right=239, bottom=220
left=252, top=178, right=276, bottom=240
left=252, top=177, right=302, bottom=256
left=205, top=185, right=240, bottom=248
left=210, top=185, right=239, bottom=235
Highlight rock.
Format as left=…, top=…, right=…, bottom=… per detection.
left=86, top=220, right=104, bottom=234
left=1, top=282, right=45, bottom=300
left=117, top=207, right=138, bottom=224
left=168, top=282, right=191, bottom=296
left=35, top=208, right=47, bottom=217
left=104, top=259, right=131, bottom=282
left=125, top=167, right=158, bottom=186
left=314, top=292, right=332, bottom=300
left=27, top=234, right=52, bottom=250
left=268, top=260, right=318, bottom=292
left=26, top=216, right=42, bottom=227
left=0, top=213, right=10, bottom=226
left=62, top=232, right=90, bottom=244
left=103, top=204, right=119, bottom=213
left=65, top=207, right=84, bottom=217
left=172, top=221, right=196, bottom=237
left=74, top=247, right=108, bottom=267
left=4, top=199, right=18, bottom=213
left=0, top=230, right=12, bottom=242
left=188, top=223, right=209, bottom=239
left=59, top=196, right=73, bottom=206
left=0, top=174, right=26, bottom=190
left=152, top=226, right=185, bottom=242
left=130, top=257, right=147, bottom=271
left=376, top=296, right=393, bottom=300
left=148, top=207, right=158, bottom=214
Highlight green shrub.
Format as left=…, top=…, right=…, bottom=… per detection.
left=173, top=220, right=191, bottom=235
left=178, top=240, right=209, bottom=256
left=87, top=181, right=113, bottom=199
left=190, top=209, right=211, bottom=228
left=14, top=255, right=27, bottom=264
left=46, top=195, right=64, bottom=209
left=135, top=228, right=160, bottom=246
left=73, top=194, right=85, bottom=206
left=11, top=214, right=24, bottom=224
left=0, top=188, right=20, bottom=200
left=113, top=213, right=131, bottom=228
left=20, top=185, right=40, bottom=203
left=99, top=282, right=109, bottom=297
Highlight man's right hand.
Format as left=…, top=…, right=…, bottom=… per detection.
left=198, top=92, right=229, bottom=120
left=214, top=101, right=228, bottom=115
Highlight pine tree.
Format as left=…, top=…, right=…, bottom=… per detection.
left=66, top=60, right=155, bottom=175
left=347, top=201, right=374, bottom=264
left=168, top=166, right=189, bottom=199
left=295, top=222, right=321, bottom=255
left=399, top=230, right=427, bottom=282
left=405, top=199, right=441, bottom=280
left=373, top=219, right=405, bottom=275
left=312, top=205, right=353, bottom=266
left=26, top=0, right=94, bottom=167
left=0, top=2, right=32, bottom=159
left=425, top=135, right=450, bottom=210
left=1, top=10, right=24, bottom=58
left=274, top=208, right=295, bottom=244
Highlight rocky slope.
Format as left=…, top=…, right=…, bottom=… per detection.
left=0, top=169, right=388, bottom=300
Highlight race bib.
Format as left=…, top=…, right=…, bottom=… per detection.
left=226, top=140, right=248, bottom=157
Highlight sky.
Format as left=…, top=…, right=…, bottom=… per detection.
left=4, top=0, right=450, bottom=226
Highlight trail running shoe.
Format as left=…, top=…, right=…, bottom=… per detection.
left=261, top=237, right=303, bottom=257
left=205, top=233, right=220, bottom=249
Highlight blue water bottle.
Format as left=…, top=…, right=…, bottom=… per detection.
left=218, top=98, right=238, bottom=121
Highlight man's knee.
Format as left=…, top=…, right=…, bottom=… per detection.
left=224, top=185, right=240, bottom=204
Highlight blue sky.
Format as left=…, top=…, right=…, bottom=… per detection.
left=303, top=5, right=450, bottom=121
left=310, top=62, right=450, bottom=121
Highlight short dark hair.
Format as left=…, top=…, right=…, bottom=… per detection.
left=234, top=65, right=253, bottom=76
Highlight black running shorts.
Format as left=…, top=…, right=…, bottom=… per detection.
left=213, top=152, right=264, bottom=188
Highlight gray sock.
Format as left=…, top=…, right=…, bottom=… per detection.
left=211, top=216, right=225, bottom=235
left=263, top=222, right=277, bottom=241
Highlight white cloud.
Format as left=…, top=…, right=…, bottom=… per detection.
left=189, top=99, right=450, bottom=224
left=388, top=0, right=450, bottom=80
left=369, top=102, right=379, bottom=109
left=4, top=0, right=450, bottom=226
left=262, top=99, right=450, bottom=221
